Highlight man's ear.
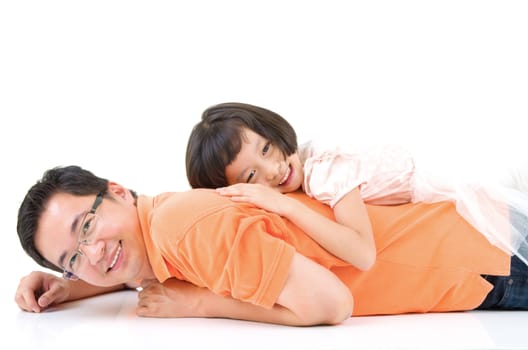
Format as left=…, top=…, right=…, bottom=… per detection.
left=107, top=181, right=134, bottom=202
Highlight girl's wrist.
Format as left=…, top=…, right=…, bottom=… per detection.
left=280, top=196, right=299, bottom=217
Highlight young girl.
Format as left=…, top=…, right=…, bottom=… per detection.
left=186, top=102, right=528, bottom=268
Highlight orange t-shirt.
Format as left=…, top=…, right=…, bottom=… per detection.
left=137, top=189, right=510, bottom=316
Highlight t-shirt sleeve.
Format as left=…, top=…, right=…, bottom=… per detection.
left=158, top=206, right=296, bottom=309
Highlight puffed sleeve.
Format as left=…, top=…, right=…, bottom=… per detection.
left=302, top=142, right=415, bottom=207
left=303, top=148, right=366, bottom=208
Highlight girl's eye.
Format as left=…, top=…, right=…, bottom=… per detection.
left=262, top=142, right=271, bottom=155
left=247, top=169, right=256, bottom=183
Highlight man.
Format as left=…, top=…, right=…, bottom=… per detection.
left=14, top=166, right=527, bottom=326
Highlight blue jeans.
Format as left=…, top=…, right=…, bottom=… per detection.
left=477, top=207, right=528, bottom=309
left=478, top=255, right=528, bottom=310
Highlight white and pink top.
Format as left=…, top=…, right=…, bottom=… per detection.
left=298, top=140, right=528, bottom=266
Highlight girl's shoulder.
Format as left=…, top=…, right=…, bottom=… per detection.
left=299, top=139, right=414, bottom=166
left=299, top=138, right=355, bottom=154
left=298, top=139, right=343, bottom=163
left=300, top=138, right=406, bottom=157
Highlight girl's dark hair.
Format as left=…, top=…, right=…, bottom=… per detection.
left=186, top=102, right=298, bottom=188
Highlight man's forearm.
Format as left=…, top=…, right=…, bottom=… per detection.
left=68, top=280, right=128, bottom=301
left=199, top=289, right=329, bottom=326
left=138, top=278, right=345, bottom=326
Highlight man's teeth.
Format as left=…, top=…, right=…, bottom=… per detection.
left=109, top=243, right=122, bottom=270
left=279, top=166, right=291, bottom=185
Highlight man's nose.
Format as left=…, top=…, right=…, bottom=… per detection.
left=80, top=240, right=105, bottom=265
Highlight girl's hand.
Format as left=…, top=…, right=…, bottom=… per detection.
left=216, top=183, right=293, bottom=216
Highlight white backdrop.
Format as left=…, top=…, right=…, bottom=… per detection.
left=1, top=0, right=527, bottom=310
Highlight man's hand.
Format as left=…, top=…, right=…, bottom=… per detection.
left=137, top=278, right=205, bottom=318
left=14, top=271, right=71, bottom=312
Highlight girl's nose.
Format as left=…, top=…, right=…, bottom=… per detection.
left=264, top=161, right=283, bottom=182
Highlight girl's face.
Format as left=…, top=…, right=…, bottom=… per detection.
left=225, top=128, right=304, bottom=193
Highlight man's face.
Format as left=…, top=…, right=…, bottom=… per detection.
left=34, top=184, right=152, bottom=286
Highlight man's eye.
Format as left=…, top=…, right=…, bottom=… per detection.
left=247, top=170, right=256, bottom=183
left=262, top=142, right=271, bottom=155
left=81, top=216, right=94, bottom=236
left=69, top=252, right=80, bottom=270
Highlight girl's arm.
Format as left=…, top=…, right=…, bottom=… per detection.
left=137, top=252, right=353, bottom=326
left=217, top=184, right=375, bottom=270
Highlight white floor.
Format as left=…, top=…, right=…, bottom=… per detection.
left=4, top=289, right=528, bottom=350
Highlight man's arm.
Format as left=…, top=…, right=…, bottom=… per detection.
left=138, top=252, right=353, bottom=326
left=15, top=271, right=128, bottom=312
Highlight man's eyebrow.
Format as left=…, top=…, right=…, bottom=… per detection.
left=58, top=252, right=66, bottom=269
left=58, top=212, right=83, bottom=268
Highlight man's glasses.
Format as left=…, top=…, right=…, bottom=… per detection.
left=62, top=192, right=105, bottom=281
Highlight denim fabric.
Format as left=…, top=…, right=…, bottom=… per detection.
left=477, top=207, right=528, bottom=310
left=510, top=205, right=528, bottom=262
left=478, top=255, right=528, bottom=310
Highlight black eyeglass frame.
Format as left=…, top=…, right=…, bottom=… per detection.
left=62, top=191, right=105, bottom=281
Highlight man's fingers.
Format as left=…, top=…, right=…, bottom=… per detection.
left=140, top=278, right=157, bottom=288
left=15, top=289, right=41, bottom=312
